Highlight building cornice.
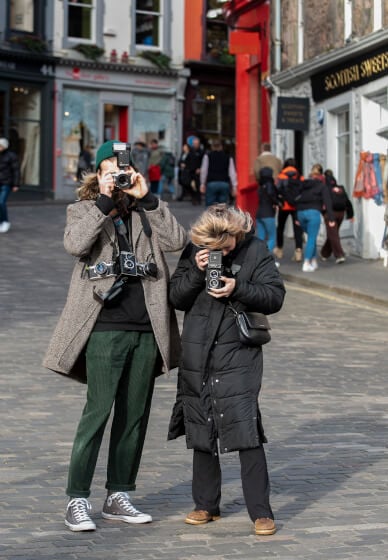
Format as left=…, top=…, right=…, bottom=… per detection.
left=58, top=56, right=179, bottom=77
left=271, top=28, right=388, bottom=88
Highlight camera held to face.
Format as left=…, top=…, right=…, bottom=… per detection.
left=119, top=251, right=158, bottom=279
left=206, top=250, right=224, bottom=291
left=87, top=261, right=116, bottom=280
left=112, top=142, right=132, bottom=189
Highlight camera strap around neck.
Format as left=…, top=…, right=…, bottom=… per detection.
left=113, top=207, right=155, bottom=258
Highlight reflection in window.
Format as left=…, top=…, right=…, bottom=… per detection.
left=10, top=85, right=41, bottom=185
left=136, top=0, right=161, bottom=47
left=68, top=0, right=94, bottom=41
left=192, top=86, right=235, bottom=150
left=133, top=95, right=171, bottom=149
left=206, top=0, right=228, bottom=62
left=10, top=0, right=34, bottom=33
left=62, top=89, right=98, bottom=183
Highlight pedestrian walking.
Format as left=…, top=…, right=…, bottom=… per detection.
left=43, top=139, right=186, bottom=532
left=130, top=140, right=150, bottom=177
left=274, top=158, right=304, bottom=262
left=254, top=142, right=282, bottom=182
left=177, top=142, right=192, bottom=201
left=320, top=169, right=354, bottom=264
left=295, top=164, right=335, bottom=272
left=168, top=204, right=285, bottom=536
left=0, top=137, right=20, bottom=233
left=158, top=149, right=176, bottom=199
left=200, top=139, right=237, bottom=207
left=256, top=166, right=281, bottom=258
left=185, top=137, right=204, bottom=206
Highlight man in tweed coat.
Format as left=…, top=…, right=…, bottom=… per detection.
left=43, top=140, right=186, bottom=532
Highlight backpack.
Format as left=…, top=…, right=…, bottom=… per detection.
left=329, top=184, right=348, bottom=211
left=258, top=167, right=281, bottom=206
left=277, top=172, right=303, bottom=206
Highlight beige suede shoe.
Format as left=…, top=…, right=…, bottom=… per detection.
left=185, top=510, right=221, bottom=525
left=254, top=517, right=276, bottom=535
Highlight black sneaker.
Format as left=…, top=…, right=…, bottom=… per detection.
left=102, top=492, right=152, bottom=524
left=65, top=498, right=96, bottom=532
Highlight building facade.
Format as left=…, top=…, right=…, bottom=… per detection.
left=270, top=0, right=388, bottom=259
left=1, top=0, right=188, bottom=201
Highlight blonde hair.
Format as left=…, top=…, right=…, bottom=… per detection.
left=190, top=204, right=252, bottom=249
left=310, top=163, right=323, bottom=176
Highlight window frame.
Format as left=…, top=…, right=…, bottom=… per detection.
left=131, top=1, right=171, bottom=57
left=63, top=0, right=103, bottom=49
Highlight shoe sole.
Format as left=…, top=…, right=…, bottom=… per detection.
left=185, top=515, right=221, bottom=525
left=255, top=527, right=277, bottom=536
left=65, top=520, right=96, bottom=531
left=101, top=512, right=152, bottom=524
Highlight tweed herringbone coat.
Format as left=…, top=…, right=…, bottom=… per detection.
left=43, top=199, right=186, bottom=383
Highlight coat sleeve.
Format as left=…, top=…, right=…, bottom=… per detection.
left=232, top=242, right=286, bottom=315
left=64, top=202, right=110, bottom=257
left=169, top=243, right=207, bottom=311
left=143, top=200, right=187, bottom=252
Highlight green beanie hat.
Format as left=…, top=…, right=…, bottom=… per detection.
left=95, top=140, right=119, bottom=170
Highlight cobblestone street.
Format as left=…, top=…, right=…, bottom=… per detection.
left=1, top=202, right=388, bottom=559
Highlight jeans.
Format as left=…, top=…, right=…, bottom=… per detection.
left=205, top=181, right=230, bottom=207
left=158, top=175, right=175, bottom=197
left=256, top=217, right=276, bottom=252
left=192, top=446, right=273, bottom=522
left=0, top=184, right=11, bottom=223
left=66, top=330, right=159, bottom=498
left=297, top=208, right=322, bottom=260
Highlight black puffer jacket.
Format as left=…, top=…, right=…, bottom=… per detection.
left=167, top=234, right=285, bottom=454
left=0, top=149, right=20, bottom=186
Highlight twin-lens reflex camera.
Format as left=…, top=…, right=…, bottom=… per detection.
left=206, top=250, right=224, bottom=291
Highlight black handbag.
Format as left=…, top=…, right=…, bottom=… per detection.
left=229, top=303, right=271, bottom=347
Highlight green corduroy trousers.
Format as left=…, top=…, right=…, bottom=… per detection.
left=66, top=330, right=159, bottom=498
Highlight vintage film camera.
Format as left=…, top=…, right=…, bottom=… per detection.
left=112, top=142, right=132, bottom=189
left=87, top=261, right=116, bottom=280
left=206, top=250, right=224, bottom=291
left=119, top=251, right=158, bottom=279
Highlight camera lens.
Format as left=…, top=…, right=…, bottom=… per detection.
left=116, top=172, right=132, bottom=188
left=209, top=270, right=219, bottom=278
left=95, top=262, right=108, bottom=275
left=209, top=278, right=219, bottom=288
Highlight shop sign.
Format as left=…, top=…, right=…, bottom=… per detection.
left=276, top=96, right=310, bottom=131
left=311, top=43, right=388, bottom=102
left=0, top=58, right=54, bottom=77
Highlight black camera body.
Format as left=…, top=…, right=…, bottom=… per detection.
left=87, top=261, right=116, bottom=280
left=206, top=251, right=224, bottom=291
left=119, top=251, right=157, bottom=279
left=112, top=142, right=132, bottom=189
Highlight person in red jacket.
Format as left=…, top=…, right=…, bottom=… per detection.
left=274, top=158, right=304, bottom=262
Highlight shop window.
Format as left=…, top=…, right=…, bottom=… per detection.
left=62, top=89, right=99, bottom=184
left=133, top=95, right=172, bottom=149
left=135, top=0, right=162, bottom=48
left=191, top=85, right=235, bottom=150
left=9, top=84, right=41, bottom=186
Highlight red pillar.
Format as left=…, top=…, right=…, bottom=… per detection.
left=235, top=53, right=260, bottom=219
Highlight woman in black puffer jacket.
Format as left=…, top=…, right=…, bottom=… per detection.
left=168, top=205, right=285, bottom=536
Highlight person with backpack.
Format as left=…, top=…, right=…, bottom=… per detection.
left=256, top=167, right=281, bottom=258
left=274, top=158, right=304, bottom=263
left=295, top=165, right=335, bottom=272
left=320, top=169, right=354, bottom=263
